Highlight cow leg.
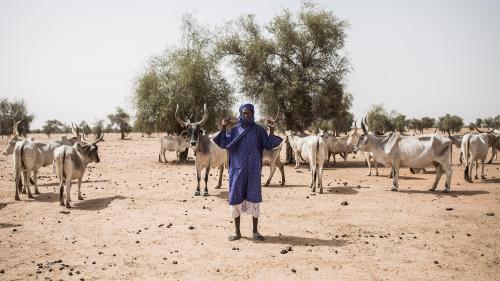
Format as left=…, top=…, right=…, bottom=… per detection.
left=65, top=177, right=72, bottom=208
left=374, top=159, right=379, bottom=176
left=24, top=169, right=33, bottom=198
left=391, top=163, right=399, bottom=191
left=473, top=160, right=479, bottom=179
left=429, top=164, right=443, bottom=191
left=342, top=153, right=347, bottom=166
left=277, top=159, right=285, bottom=186
left=33, top=171, right=40, bottom=194
left=203, top=165, right=210, bottom=196
left=480, top=159, right=486, bottom=180
left=194, top=166, right=201, bottom=196
left=310, top=165, right=317, bottom=192
left=21, top=170, right=27, bottom=194
left=366, top=154, right=372, bottom=176
left=78, top=178, right=84, bottom=200
left=215, top=165, right=223, bottom=189
left=265, top=162, right=277, bottom=186
left=294, top=152, right=301, bottom=169
left=158, top=151, right=162, bottom=162
left=163, top=150, right=168, bottom=163
left=318, top=164, right=324, bottom=194
left=443, top=164, right=453, bottom=192
left=14, top=168, right=21, bottom=201
left=332, top=154, right=336, bottom=165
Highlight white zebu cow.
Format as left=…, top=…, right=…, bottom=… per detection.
left=474, top=128, right=500, bottom=164
left=175, top=104, right=227, bottom=196
left=53, top=134, right=104, bottom=208
left=11, top=123, right=84, bottom=200
left=158, top=134, right=189, bottom=163
left=262, top=142, right=285, bottom=186
left=354, top=119, right=453, bottom=192
left=285, top=130, right=325, bottom=193
left=462, top=131, right=494, bottom=182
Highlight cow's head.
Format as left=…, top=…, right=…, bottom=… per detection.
left=175, top=104, right=208, bottom=148
left=3, top=121, right=24, bottom=156
left=346, top=120, right=360, bottom=149
left=80, top=133, right=104, bottom=163
left=353, top=117, right=369, bottom=153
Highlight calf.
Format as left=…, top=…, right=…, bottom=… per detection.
left=54, top=134, right=104, bottom=208
left=158, top=133, right=189, bottom=163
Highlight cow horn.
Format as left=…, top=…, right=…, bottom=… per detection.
left=433, top=127, right=437, bottom=133
left=477, top=127, right=496, bottom=134
left=274, top=104, right=280, bottom=122
left=82, top=132, right=88, bottom=142
left=414, top=128, right=421, bottom=135
left=92, top=133, right=104, bottom=144
left=13, top=121, right=21, bottom=137
left=175, top=104, right=188, bottom=127
left=361, top=116, right=368, bottom=134
left=193, top=103, right=208, bottom=125
left=71, top=123, right=79, bottom=135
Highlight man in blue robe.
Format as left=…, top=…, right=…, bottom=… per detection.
left=214, top=103, right=282, bottom=241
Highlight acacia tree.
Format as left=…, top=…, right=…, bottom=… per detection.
left=218, top=4, right=350, bottom=129
left=0, top=98, right=34, bottom=138
left=217, top=4, right=351, bottom=161
left=134, top=16, right=235, bottom=135
left=437, top=114, right=464, bottom=135
left=42, top=119, right=63, bottom=137
left=108, top=107, right=131, bottom=140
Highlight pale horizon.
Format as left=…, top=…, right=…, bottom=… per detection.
left=1, top=0, right=499, bottom=130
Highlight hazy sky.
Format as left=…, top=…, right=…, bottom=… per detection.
left=1, top=0, right=499, bottom=129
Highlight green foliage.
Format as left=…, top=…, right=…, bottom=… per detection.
left=133, top=16, right=235, bottom=134
left=78, top=121, right=92, bottom=135
left=92, top=120, right=104, bottom=137
left=437, top=114, right=464, bottom=135
left=42, top=119, right=64, bottom=136
left=0, top=98, right=34, bottom=137
left=108, top=107, right=131, bottom=139
left=217, top=4, right=351, bottom=130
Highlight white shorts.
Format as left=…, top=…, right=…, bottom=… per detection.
left=230, top=200, right=260, bottom=218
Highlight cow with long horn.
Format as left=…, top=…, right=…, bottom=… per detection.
left=10, top=121, right=85, bottom=200
left=175, top=103, right=227, bottom=196
left=54, top=134, right=104, bottom=208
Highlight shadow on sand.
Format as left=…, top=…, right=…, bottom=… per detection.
left=0, top=202, right=9, bottom=210
left=324, top=186, right=360, bottom=195
left=0, top=223, right=21, bottom=229
left=37, top=179, right=111, bottom=188
left=395, top=189, right=489, bottom=196
left=249, top=235, right=348, bottom=247
left=72, top=195, right=127, bottom=211
left=482, top=178, right=500, bottom=184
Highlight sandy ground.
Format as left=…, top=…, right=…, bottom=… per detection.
left=0, top=132, right=499, bottom=281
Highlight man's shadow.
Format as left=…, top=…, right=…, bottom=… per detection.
left=248, top=235, right=348, bottom=247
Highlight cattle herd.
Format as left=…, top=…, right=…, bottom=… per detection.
left=2, top=109, right=500, bottom=208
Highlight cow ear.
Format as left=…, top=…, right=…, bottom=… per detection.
left=384, top=132, right=401, bottom=155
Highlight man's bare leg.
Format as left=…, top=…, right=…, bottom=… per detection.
left=228, top=216, right=241, bottom=241
left=253, top=217, right=265, bottom=241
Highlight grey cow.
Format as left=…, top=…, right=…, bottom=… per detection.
left=53, top=134, right=104, bottom=208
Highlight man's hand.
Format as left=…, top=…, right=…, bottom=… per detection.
left=265, top=119, right=276, bottom=135
left=221, top=116, right=231, bottom=129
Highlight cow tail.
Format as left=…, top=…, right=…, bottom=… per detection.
left=62, top=147, right=67, bottom=180
left=20, top=141, right=26, bottom=170
left=312, top=136, right=319, bottom=169
left=464, top=135, right=471, bottom=180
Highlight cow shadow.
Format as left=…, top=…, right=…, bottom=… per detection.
left=483, top=178, right=500, bottom=184
left=37, top=179, right=111, bottom=188
left=0, top=223, right=21, bottom=229
left=215, top=190, right=229, bottom=200
left=395, top=189, right=489, bottom=196
left=250, top=235, right=348, bottom=247
left=72, top=195, right=127, bottom=211
left=323, top=186, right=360, bottom=195
left=33, top=192, right=60, bottom=203
left=0, top=202, right=8, bottom=210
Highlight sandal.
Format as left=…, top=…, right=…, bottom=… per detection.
left=228, top=234, right=241, bottom=241
left=253, top=232, right=265, bottom=241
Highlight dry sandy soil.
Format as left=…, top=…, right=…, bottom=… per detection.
left=0, top=132, right=499, bottom=281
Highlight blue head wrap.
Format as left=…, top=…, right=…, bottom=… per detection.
left=238, top=103, right=255, bottom=127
